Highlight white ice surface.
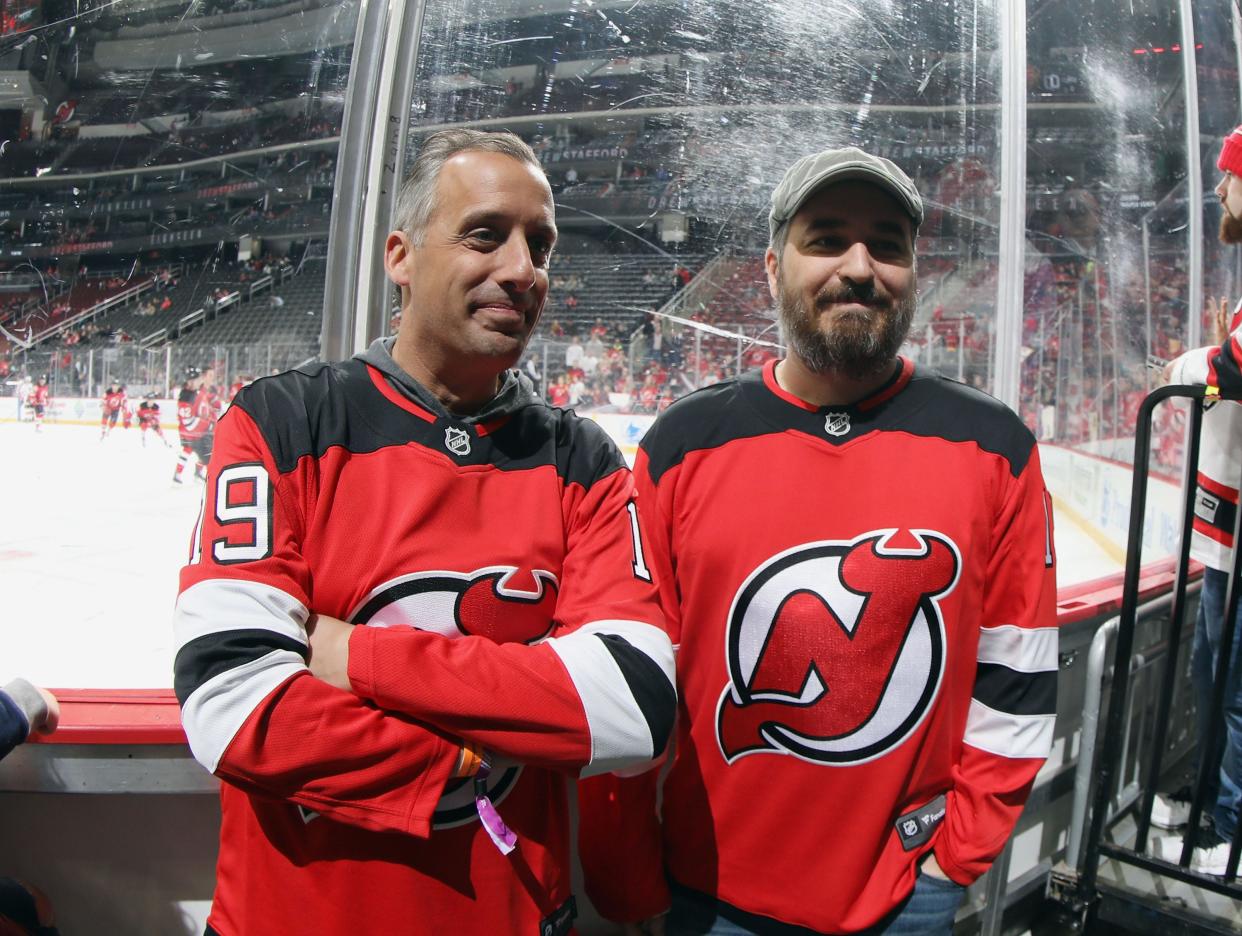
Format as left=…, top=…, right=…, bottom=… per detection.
left=0, top=423, right=1123, bottom=690
left=0, top=421, right=202, bottom=688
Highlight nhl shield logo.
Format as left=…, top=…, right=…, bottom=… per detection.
left=824, top=412, right=850, bottom=437
left=902, top=818, right=920, bottom=837
left=444, top=426, right=471, bottom=456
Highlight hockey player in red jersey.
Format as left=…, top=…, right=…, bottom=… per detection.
left=137, top=396, right=169, bottom=448
left=174, top=366, right=212, bottom=483
left=190, top=368, right=221, bottom=478
left=29, top=376, right=49, bottom=432
left=173, top=129, right=675, bottom=936
left=100, top=379, right=127, bottom=439
left=579, top=148, right=1058, bottom=935
left=226, top=374, right=250, bottom=404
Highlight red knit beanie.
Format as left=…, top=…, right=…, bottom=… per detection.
left=1219, top=126, right=1242, bottom=176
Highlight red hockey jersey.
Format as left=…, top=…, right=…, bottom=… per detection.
left=173, top=354, right=675, bottom=935
left=102, top=388, right=126, bottom=414
left=177, top=386, right=206, bottom=440
left=580, top=359, right=1058, bottom=933
left=137, top=402, right=158, bottom=426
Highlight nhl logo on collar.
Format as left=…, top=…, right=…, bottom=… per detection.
left=824, top=412, right=851, bottom=437
left=444, top=426, right=472, bottom=456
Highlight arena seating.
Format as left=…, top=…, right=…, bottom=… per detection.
left=170, top=263, right=324, bottom=359
left=539, top=251, right=705, bottom=341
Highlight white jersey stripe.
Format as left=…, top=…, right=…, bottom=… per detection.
left=976, top=624, right=1058, bottom=673
left=964, top=698, right=1055, bottom=760
left=545, top=619, right=675, bottom=778
left=181, top=650, right=305, bottom=773
left=174, top=578, right=309, bottom=651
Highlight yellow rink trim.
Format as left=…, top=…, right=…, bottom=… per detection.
left=1050, top=492, right=1128, bottom=566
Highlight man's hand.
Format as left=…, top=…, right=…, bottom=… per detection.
left=920, top=853, right=952, bottom=881
left=306, top=614, right=355, bottom=691
left=1210, top=295, right=1232, bottom=345
left=34, top=687, right=59, bottom=735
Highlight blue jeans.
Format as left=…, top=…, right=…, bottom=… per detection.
left=1192, top=567, right=1242, bottom=840
left=667, top=872, right=964, bottom=935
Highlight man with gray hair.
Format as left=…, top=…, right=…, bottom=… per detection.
left=173, top=128, right=675, bottom=935
left=579, top=146, right=1058, bottom=934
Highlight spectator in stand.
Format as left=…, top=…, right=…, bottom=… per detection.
left=637, top=372, right=659, bottom=413
left=568, top=371, right=586, bottom=407
left=585, top=330, right=605, bottom=362
left=1154, top=125, right=1242, bottom=875
left=0, top=677, right=59, bottom=935
left=565, top=333, right=585, bottom=371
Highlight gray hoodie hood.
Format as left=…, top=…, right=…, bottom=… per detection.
left=355, top=337, right=542, bottom=424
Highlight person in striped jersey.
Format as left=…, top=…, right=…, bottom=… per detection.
left=578, top=147, right=1058, bottom=935
left=1155, top=124, right=1242, bottom=875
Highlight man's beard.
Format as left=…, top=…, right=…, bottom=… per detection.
left=777, top=275, right=916, bottom=380
left=1221, top=206, right=1242, bottom=245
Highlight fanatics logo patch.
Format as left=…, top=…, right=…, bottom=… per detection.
left=444, top=425, right=471, bottom=456
left=824, top=412, right=851, bottom=437
left=894, top=793, right=947, bottom=851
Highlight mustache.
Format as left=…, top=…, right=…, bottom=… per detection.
left=815, top=282, right=893, bottom=308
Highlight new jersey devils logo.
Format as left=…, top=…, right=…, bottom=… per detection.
left=716, top=529, right=959, bottom=766
left=349, top=566, right=559, bottom=644
left=348, top=566, right=560, bottom=826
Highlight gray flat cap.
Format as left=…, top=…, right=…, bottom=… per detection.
left=769, top=146, right=924, bottom=242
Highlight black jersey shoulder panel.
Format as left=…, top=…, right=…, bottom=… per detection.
left=895, top=372, right=1037, bottom=478
left=555, top=407, right=629, bottom=491
left=231, top=360, right=361, bottom=475
left=642, top=366, right=1037, bottom=485
left=232, top=359, right=625, bottom=487
left=641, top=373, right=775, bottom=486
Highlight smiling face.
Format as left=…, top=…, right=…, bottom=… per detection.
left=387, top=150, right=557, bottom=390
left=766, top=180, right=917, bottom=380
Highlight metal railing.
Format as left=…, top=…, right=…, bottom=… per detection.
left=1053, top=382, right=1242, bottom=931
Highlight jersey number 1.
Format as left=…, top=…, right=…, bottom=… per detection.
left=625, top=500, right=652, bottom=582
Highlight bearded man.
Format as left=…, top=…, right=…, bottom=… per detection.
left=577, top=147, right=1059, bottom=935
